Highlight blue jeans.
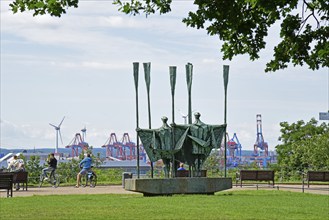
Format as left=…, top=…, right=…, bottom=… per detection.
left=42, top=167, right=55, bottom=177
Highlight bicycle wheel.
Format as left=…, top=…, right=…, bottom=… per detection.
left=89, top=174, right=97, bottom=188
left=53, top=174, right=60, bottom=188
left=81, top=175, right=87, bottom=187
left=48, top=171, right=59, bottom=188
left=39, top=174, right=44, bottom=188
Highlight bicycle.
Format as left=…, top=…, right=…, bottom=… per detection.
left=39, top=169, right=60, bottom=188
left=81, top=168, right=97, bottom=188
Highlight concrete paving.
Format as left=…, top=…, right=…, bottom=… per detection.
left=1, top=184, right=328, bottom=198
left=0, top=185, right=140, bottom=198
left=227, top=184, right=329, bottom=195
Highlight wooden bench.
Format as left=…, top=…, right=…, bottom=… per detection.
left=176, top=170, right=189, bottom=177
left=303, top=171, right=329, bottom=188
left=236, top=170, right=275, bottom=187
left=0, top=173, right=14, bottom=197
left=13, top=171, right=28, bottom=191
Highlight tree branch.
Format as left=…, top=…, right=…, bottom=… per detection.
left=302, top=0, right=320, bottom=28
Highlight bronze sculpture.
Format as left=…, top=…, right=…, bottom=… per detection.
left=134, top=62, right=226, bottom=178
left=172, top=112, right=226, bottom=175
left=138, top=112, right=225, bottom=177
left=137, top=116, right=188, bottom=178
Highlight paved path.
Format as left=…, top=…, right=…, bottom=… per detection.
left=1, top=184, right=328, bottom=198
left=227, top=184, right=329, bottom=195
left=0, top=185, right=140, bottom=198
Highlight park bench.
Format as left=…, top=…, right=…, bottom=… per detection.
left=303, top=171, right=329, bottom=188
left=0, top=173, right=14, bottom=197
left=236, top=170, right=275, bottom=187
left=176, top=170, right=189, bottom=177
left=13, top=171, right=28, bottom=191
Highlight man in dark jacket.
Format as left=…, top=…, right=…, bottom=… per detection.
left=42, top=153, right=57, bottom=180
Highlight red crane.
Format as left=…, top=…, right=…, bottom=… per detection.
left=65, top=133, right=89, bottom=157
left=102, top=133, right=123, bottom=160
left=121, top=133, right=136, bottom=160
left=102, top=132, right=146, bottom=161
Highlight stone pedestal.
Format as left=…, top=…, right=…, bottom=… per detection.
left=124, top=177, right=232, bottom=196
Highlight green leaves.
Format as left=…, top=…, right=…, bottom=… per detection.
left=183, top=0, right=328, bottom=72
left=183, top=0, right=276, bottom=62
left=7, top=0, right=329, bottom=72
left=9, top=0, right=79, bottom=17
left=113, top=0, right=172, bottom=16
left=276, top=118, right=329, bottom=179
left=25, top=155, right=42, bottom=183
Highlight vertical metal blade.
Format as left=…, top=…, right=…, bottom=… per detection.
left=169, top=66, right=177, bottom=96
left=143, top=62, right=151, bottom=94
left=223, top=65, right=229, bottom=91
left=133, top=62, right=139, bottom=92
left=186, top=63, right=193, bottom=124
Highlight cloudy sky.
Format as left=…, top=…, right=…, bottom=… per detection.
left=1, top=1, right=328, bottom=152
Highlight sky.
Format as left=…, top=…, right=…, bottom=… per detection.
left=1, top=1, right=328, bottom=152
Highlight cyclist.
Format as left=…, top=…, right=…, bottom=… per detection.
left=76, top=153, right=92, bottom=188
left=42, top=153, right=57, bottom=181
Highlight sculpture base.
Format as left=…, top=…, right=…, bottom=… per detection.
left=124, top=177, right=232, bottom=196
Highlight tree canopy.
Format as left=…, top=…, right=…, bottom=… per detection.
left=8, top=0, right=329, bottom=72
left=275, top=118, right=329, bottom=179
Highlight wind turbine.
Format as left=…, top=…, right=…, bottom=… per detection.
left=81, top=126, right=87, bottom=142
left=49, top=116, right=65, bottom=154
left=178, top=109, right=196, bottom=124
left=179, top=110, right=188, bottom=124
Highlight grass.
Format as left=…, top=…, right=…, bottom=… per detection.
left=1, top=190, right=328, bottom=220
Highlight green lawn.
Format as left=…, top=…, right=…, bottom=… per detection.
left=1, top=190, right=328, bottom=219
